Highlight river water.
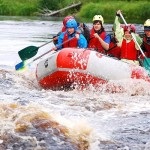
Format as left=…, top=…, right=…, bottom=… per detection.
left=0, top=16, right=150, bottom=150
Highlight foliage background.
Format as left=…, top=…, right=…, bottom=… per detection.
left=0, top=0, right=149, bottom=23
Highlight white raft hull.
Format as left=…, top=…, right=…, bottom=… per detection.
left=36, top=48, right=150, bottom=90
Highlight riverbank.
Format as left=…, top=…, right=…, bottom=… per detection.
left=78, top=0, right=150, bottom=23
left=0, top=0, right=149, bottom=23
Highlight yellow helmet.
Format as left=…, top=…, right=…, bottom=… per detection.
left=144, top=19, right=150, bottom=31
left=93, top=15, right=104, bottom=25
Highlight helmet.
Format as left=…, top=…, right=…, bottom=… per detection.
left=92, top=15, right=104, bottom=24
left=63, top=16, right=74, bottom=26
left=123, top=24, right=136, bottom=33
left=66, top=19, right=78, bottom=30
left=144, top=19, right=150, bottom=31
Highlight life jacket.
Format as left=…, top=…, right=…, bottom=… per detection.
left=143, top=36, right=150, bottom=57
left=121, top=39, right=138, bottom=60
left=63, top=32, right=78, bottom=48
left=88, top=28, right=106, bottom=53
left=62, top=23, right=90, bottom=42
left=106, top=38, right=121, bottom=59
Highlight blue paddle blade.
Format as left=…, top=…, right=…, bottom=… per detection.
left=15, top=61, right=25, bottom=71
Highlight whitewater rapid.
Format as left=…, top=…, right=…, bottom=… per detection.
left=0, top=18, right=150, bottom=150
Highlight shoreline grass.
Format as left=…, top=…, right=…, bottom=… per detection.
left=0, top=0, right=149, bottom=23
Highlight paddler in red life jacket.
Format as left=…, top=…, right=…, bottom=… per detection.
left=88, top=15, right=111, bottom=53
left=52, top=18, right=87, bottom=51
left=114, top=10, right=141, bottom=65
left=141, top=19, right=150, bottom=58
left=120, top=24, right=140, bottom=65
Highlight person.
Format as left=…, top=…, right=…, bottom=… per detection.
left=53, top=16, right=90, bottom=45
left=88, top=15, right=111, bottom=53
left=141, top=19, right=150, bottom=57
left=53, top=16, right=74, bottom=45
left=52, top=18, right=87, bottom=51
left=121, top=24, right=140, bottom=64
left=113, top=10, right=142, bottom=65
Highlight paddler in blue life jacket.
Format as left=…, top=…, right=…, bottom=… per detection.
left=53, top=16, right=90, bottom=45
left=52, top=18, right=88, bottom=51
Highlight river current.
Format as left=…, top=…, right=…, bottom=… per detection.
left=0, top=16, right=150, bottom=150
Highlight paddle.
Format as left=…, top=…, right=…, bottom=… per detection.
left=18, top=39, right=54, bottom=61
left=15, top=36, right=76, bottom=71
left=119, top=12, right=150, bottom=72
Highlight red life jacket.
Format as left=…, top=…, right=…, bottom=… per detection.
left=143, top=36, right=150, bottom=57
left=63, top=32, right=78, bottom=48
left=107, top=41, right=121, bottom=59
left=121, top=39, right=138, bottom=60
left=88, top=28, right=106, bottom=53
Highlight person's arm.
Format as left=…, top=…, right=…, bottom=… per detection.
left=55, top=32, right=65, bottom=50
left=52, top=31, right=62, bottom=45
left=94, top=33, right=109, bottom=50
left=104, top=34, right=111, bottom=50
left=77, top=34, right=88, bottom=48
left=52, top=32, right=65, bottom=51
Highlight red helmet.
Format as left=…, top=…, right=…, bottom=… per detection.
left=63, top=16, right=74, bottom=26
left=123, top=24, right=136, bottom=33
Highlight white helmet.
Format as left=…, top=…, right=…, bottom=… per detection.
left=93, top=15, right=104, bottom=25
left=144, top=19, right=150, bottom=31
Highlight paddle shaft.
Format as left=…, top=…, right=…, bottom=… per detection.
left=26, top=36, right=76, bottom=64
left=38, top=39, right=54, bottom=48
left=18, top=37, right=55, bottom=61
left=15, top=36, right=76, bottom=71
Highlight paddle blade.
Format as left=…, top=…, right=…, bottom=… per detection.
left=15, top=61, right=26, bottom=71
left=143, top=58, right=150, bottom=74
left=18, top=46, right=39, bottom=61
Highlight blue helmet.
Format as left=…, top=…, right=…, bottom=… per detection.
left=66, top=19, right=77, bottom=30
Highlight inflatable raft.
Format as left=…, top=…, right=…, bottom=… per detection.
left=36, top=48, right=150, bottom=90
